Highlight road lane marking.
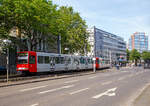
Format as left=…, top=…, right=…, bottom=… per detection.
left=88, top=76, right=97, bottom=79
left=92, top=87, right=117, bottom=99
left=118, top=77, right=126, bottom=81
left=70, top=88, right=89, bottom=95
left=30, top=103, right=39, bottom=106
left=20, top=85, right=48, bottom=92
left=64, top=80, right=78, bottom=84
left=39, top=85, right=74, bottom=94
left=101, top=81, right=112, bottom=85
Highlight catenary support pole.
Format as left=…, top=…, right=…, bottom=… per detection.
left=7, top=48, right=9, bottom=83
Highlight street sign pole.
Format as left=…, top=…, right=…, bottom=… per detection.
left=93, top=57, right=96, bottom=73
left=93, top=26, right=96, bottom=73
left=7, top=48, right=9, bottom=83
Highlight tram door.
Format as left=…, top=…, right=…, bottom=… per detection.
left=50, top=56, right=55, bottom=71
left=65, top=56, right=69, bottom=70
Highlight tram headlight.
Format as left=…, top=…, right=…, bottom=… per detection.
left=18, top=67, right=29, bottom=70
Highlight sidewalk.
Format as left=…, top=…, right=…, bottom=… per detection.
left=133, top=84, right=150, bottom=106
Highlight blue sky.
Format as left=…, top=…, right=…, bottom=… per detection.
left=53, top=0, right=150, bottom=43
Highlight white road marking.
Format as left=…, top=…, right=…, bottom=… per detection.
left=101, top=81, right=112, bottom=85
left=118, top=77, right=126, bottom=81
left=30, top=103, right=39, bottom=106
left=70, top=88, right=89, bottom=95
left=64, top=80, right=78, bottom=84
left=39, top=85, right=74, bottom=94
left=89, top=76, right=97, bottom=79
left=92, top=87, right=117, bottom=99
left=20, top=85, right=48, bottom=92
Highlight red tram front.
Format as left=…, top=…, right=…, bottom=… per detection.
left=17, top=51, right=37, bottom=73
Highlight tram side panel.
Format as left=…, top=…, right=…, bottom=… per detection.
left=36, top=52, right=51, bottom=72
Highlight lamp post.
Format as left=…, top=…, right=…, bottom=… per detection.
left=3, top=39, right=11, bottom=83
left=109, top=50, right=112, bottom=68
left=93, top=26, right=96, bottom=73
left=64, top=48, right=69, bottom=54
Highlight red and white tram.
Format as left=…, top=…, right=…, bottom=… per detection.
left=17, top=51, right=110, bottom=74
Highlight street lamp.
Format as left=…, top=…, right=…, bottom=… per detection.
left=93, top=26, right=96, bottom=73
left=64, top=48, right=69, bottom=54
left=3, top=39, right=12, bottom=83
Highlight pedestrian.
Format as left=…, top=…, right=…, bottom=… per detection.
left=116, top=63, right=120, bottom=70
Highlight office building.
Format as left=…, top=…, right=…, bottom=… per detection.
left=128, top=32, right=148, bottom=53
left=87, top=26, right=126, bottom=62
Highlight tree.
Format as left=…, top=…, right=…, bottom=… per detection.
left=126, top=49, right=130, bottom=62
left=130, top=49, right=141, bottom=66
left=142, top=51, right=150, bottom=61
left=51, top=6, right=90, bottom=54
left=0, top=0, right=90, bottom=54
left=0, top=0, right=57, bottom=50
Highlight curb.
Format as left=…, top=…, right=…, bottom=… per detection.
left=0, top=67, right=120, bottom=88
left=0, top=70, right=109, bottom=88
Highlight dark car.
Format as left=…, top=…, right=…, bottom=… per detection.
left=0, top=66, right=6, bottom=75
left=144, top=60, right=150, bottom=69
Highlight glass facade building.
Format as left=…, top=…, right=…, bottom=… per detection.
left=128, top=32, right=148, bottom=53
left=87, top=26, right=126, bottom=62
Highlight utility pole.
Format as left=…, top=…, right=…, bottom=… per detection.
left=110, top=50, right=112, bottom=67
left=3, top=40, right=11, bottom=83
left=57, top=35, right=61, bottom=54
left=93, top=26, right=96, bottom=73
left=7, top=48, right=9, bottom=83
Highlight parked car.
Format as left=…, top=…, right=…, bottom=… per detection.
left=144, top=60, right=150, bottom=69
left=0, top=66, right=6, bottom=75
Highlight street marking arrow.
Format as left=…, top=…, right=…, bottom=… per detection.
left=92, top=87, right=117, bottom=99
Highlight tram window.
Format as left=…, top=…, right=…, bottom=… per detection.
left=55, top=57, right=60, bottom=64
left=60, top=57, right=64, bottom=64
left=83, top=58, right=85, bottom=64
left=44, top=56, right=49, bottom=64
left=38, top=56, right=43, bottom=64
left=18, top=59, right=28, bottom=64
left=80, top=58, right=83, bottom=64
left=68, top=58, right=71, bottom=64
left=50, top=57, right=53, bottom=62
left=29, top=55, right=35, bottom=64
left=18, top=53, right=28, bottom=57
left=88, top=59, right=91, bottom=64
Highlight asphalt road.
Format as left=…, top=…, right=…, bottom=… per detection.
left=0, top=67, right=150, bottom=106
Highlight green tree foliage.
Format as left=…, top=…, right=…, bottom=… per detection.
left=126, top=49, right=130, bottom=62
left=130, top=49, right=141, bottom=66
left=0, top=0, right=90, bottom=54
left=0, top=0, right=57, bottom=50
left=142, top=51, right=150, bottom=61
left=51, top=6, right=90, bottom=54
